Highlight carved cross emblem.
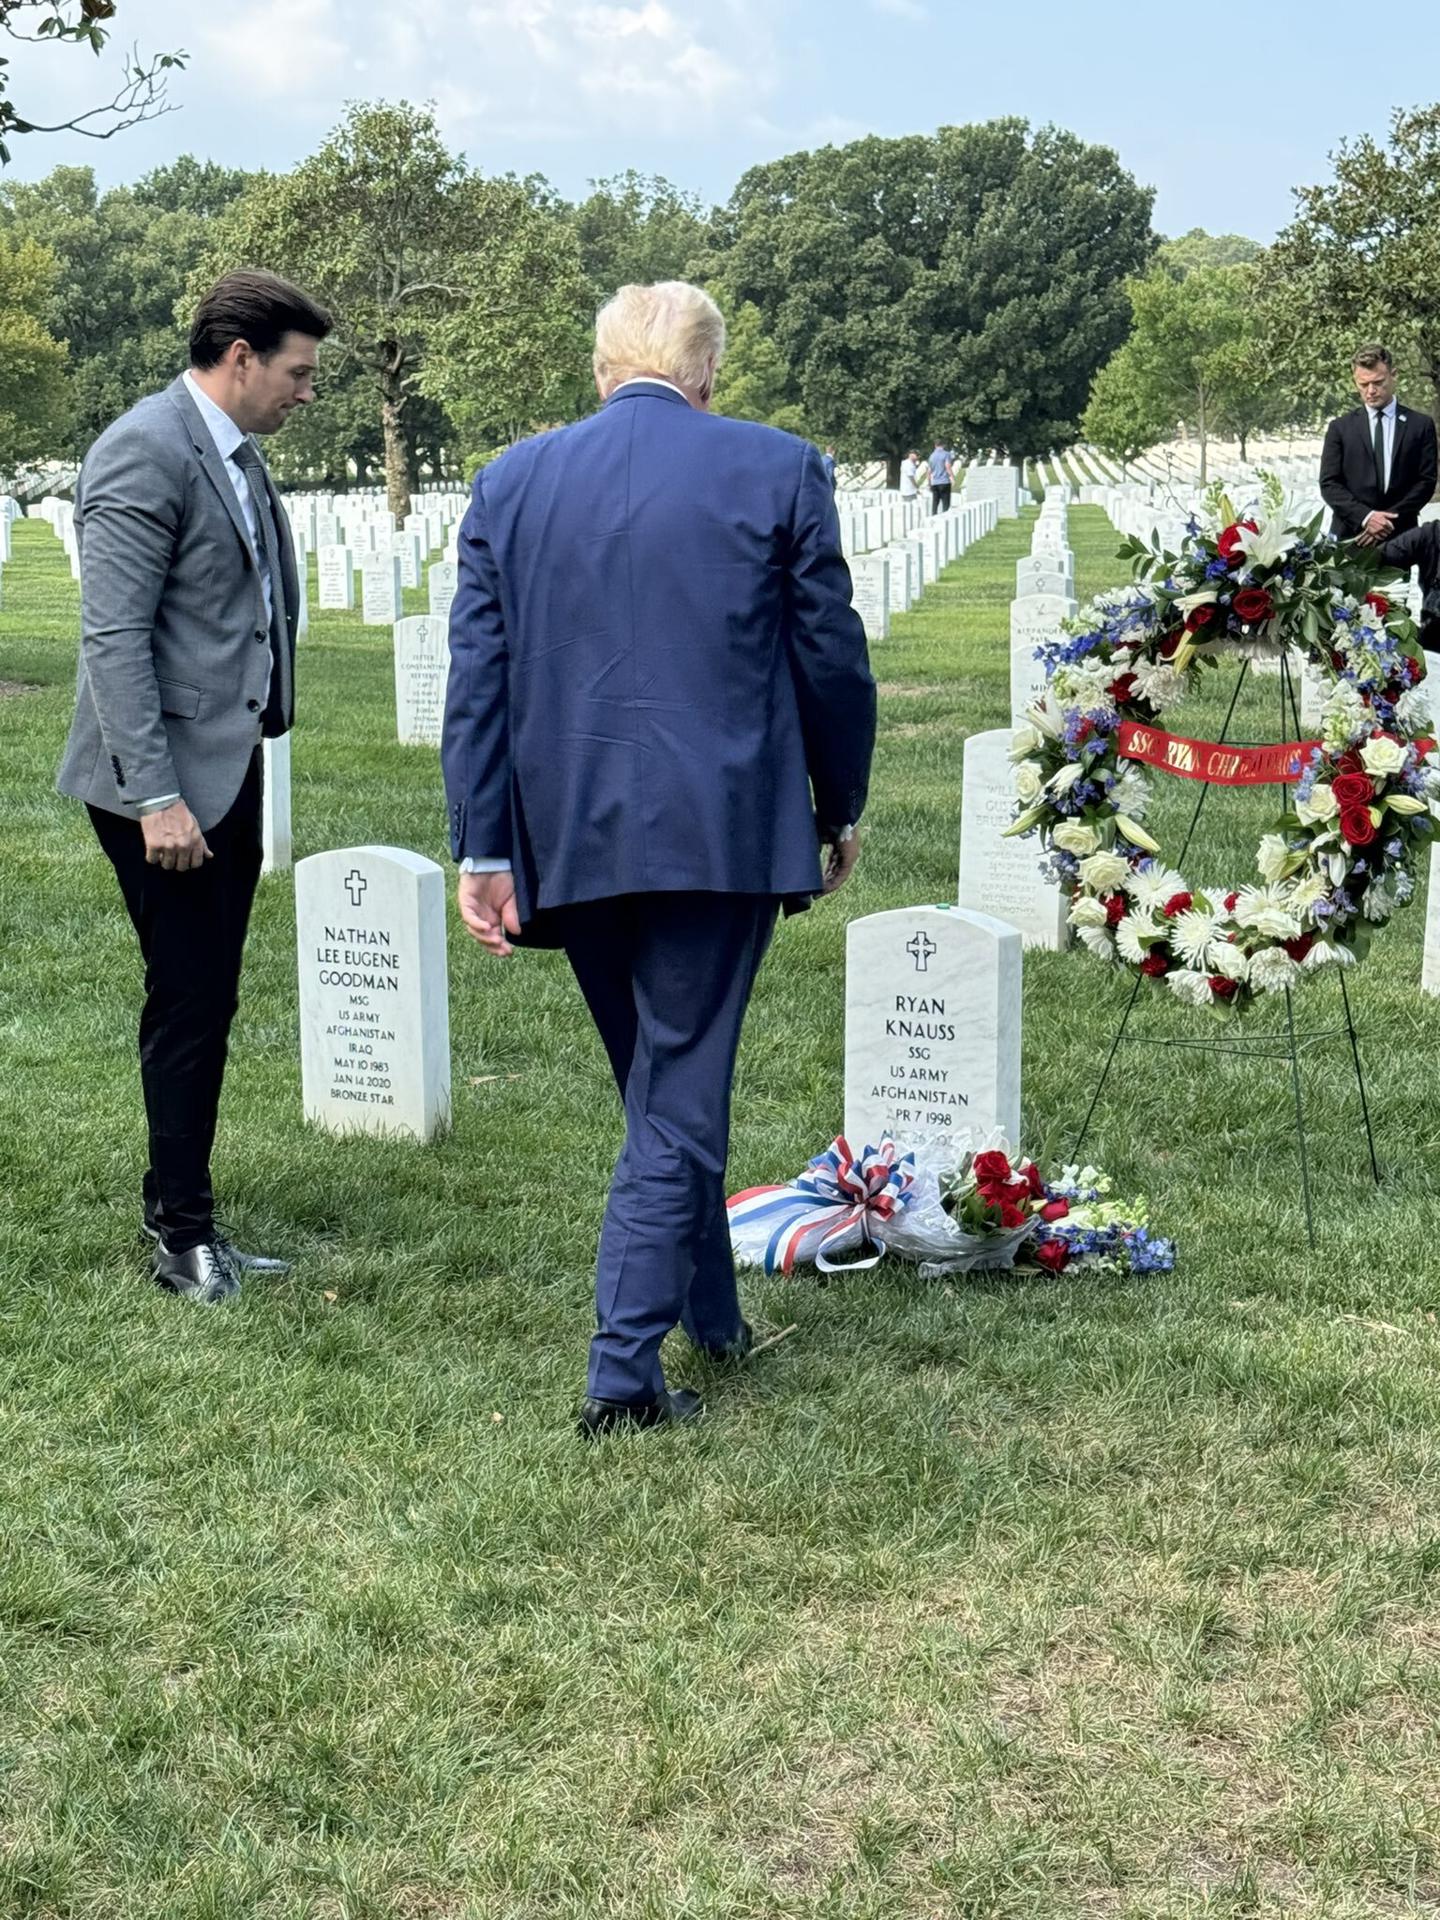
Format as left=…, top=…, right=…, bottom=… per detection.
left=345, top=870, right=368, bottom=910
left=907, top=932, right=937, bottom=973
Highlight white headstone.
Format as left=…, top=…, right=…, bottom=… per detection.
left=884, top=546, right=913, bottom=615
left=393, top=616, right=450, bottom=747
left=851, top=555, right=890, bottom=642
left=1016, top=556, right=1072, bottom=600
left=397, top=532, right=423, bottom=590
left=958, top=729, right=1067, bottom=949
left=262, top=734, right=292, bottom=874
left=318, top=545, right=355, bottom=610
left=1009, top=593, right=1076, bottom=724
left=361, top=553, right=402, bottom=627
left=844, top=905, right=1023, bottom=1154
left=1425, top=845, right=1440, bottom=998
left=295, top=846, right=451, bottom=1141
left=428, top=560, right=458, bottom=621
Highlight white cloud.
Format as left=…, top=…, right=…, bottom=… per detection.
left=204, top=0, right=350, bottom=99
left=871, top=0, right=929, bottom=18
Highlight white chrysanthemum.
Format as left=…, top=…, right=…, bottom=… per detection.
left=1301, top=939, right=1352, bottom=970
left=1248, top=946, right=1299, bottom=994
left=1053, top=821, right=1098, bottom=856
left=1052, top=664, right=1116, bottom=716
left=1131, top=661, right=1190, bottom=712
left=1233, top=885, right=1302, bottom=940
left=1076, top=923, right=1116, bottom=961
left=1361, top=734, right=1408, bottom=778
left=1015, top=762, right=1044, bottom=803
left=1079, top=850, right=1130, bottom=893
left=1396, top=687, right=1432, bottom=732
left=1295, top=782, right=1338, bottom=825
left=1288, top=871, right=1329, bottom=915
left=1113, top=768, right=1151, bottom=818
left=1167, top=969, right=1214, bottom=1008
left=1362, top=878, right=1397, bottom=923
left=1047, top=761, right=1084, bottom=794
left=1256, top=833, right=1292, bottom=884
left=1115, top=913, right=1164, bottom=965
left=1068, top=896, right=1109, bottom=929
left=1010, top=724, right=1043, bottom=762
left=1206, top=940, right=1249, bottom=983
left=1128, top=863, right=1188, bottom=913
left=1171, top=907, right=1219, bottom=966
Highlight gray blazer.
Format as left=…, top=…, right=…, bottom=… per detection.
left=56, top=375, right=299, bottom=832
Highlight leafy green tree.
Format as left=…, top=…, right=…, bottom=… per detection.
left=0, top=159, right=253, bottom=457
left=703, top=120, right=1154, bottom=483
left=572, top=171, right=710, bottom=300
left=0, top=1, right=185, bottom=165
left=1159, top=229, right=1261, bottom=275
left=1080, top=343, right=1171, bottom=475
left=0, top=228, right=68, bottom=472
left=204, top=102, right=589, bottom=518
left=711, top=300, right=806, bottom=434
left=1258, top=105, right=1440, bottom=417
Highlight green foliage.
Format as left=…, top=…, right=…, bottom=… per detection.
left=0, top=1, right=186, bottom=166
left=704, top=120, right=1155, bottom=463
left=1259, top=105, right=1440, bottom=417
left=0, top=159, right=253, bottom=459
left=0, top=225, right=67, bottom=470
left=1080, top=342, right=1172, bottom=472
left=711, top=300, right=806, bottom=434
left=571, top=170, right=710, bottom=300
left=1158, top=228, right=1262, bottom=275
left=202, top=102, right=590, bottom=515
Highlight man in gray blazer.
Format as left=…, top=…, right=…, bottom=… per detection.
left=57, top=270, right=332, bottom=1304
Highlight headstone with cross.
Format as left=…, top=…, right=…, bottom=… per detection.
left=294, top=845, right=451, bottom=1141
left=844, top=904, right=1022, bottom=1153
left=393, top=615, right=450, bottom=747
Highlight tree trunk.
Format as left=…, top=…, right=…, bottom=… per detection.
left=886, top=452, right=901, bottom=489
left=1238, top=426, right=1248, bottom=462
left=1196, top=386, right=1208, bottom=487
left=380, top=364, right=413, bottom=523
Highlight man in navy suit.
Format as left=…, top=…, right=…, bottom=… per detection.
left=442, top=281, right=876, bottom=1436
left=1320, top=343, right=1437, bottom=545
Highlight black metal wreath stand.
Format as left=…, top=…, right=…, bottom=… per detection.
left=1069, top=653, right=1381, bottom=1248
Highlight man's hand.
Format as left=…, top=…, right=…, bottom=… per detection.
left=1359, top=509, right=1397, bottom=547
left=821, top=827, right=862, bottom=895
left=458, top=870, right=522, bottom=957
left=141, top=800, right=211, bottom=872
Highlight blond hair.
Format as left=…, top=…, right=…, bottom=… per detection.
left=593, top=281, right=727, bottom=393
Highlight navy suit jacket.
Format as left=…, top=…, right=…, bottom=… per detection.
left=1320, top=403, right=1438, bottom=539
left=442, top=384, right=876, bottom=933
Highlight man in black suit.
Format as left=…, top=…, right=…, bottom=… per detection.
left=1320, top=343, right=1437, bottom=546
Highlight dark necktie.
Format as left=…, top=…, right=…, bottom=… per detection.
left=1372, top=408, right=1387, bottom=493
left=233, top=440, right=289, bottom=732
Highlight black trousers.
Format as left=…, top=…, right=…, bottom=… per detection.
left=88, top=752, right=263, bottom=1254
left=931, top=485, right=951, bottom=515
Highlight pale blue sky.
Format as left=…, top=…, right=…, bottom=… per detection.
left=7, top=0, right=1438, bottom=239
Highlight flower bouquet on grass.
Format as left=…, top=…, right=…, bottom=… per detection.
left=727, top=1137, right=1174, bottom=1280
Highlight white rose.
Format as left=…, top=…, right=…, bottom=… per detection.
left=1054, top=822, right=1100, bottom=856
left=1360, top=735, right=1408, bottom=778
left=1047, top=762, right=1084, bottom=794
left=1014, top=763, right=1044, bottom=803
left=1078, top=851, right=1130, bottom=893
left=1295, top=783, right=1338, bottom=825
left=1248, top=946, right=1299, bottom=995
left=1167, top=969, right=1214, bottom=1008
left=1256, top=833, right=1291, bottom=885
left=1068, top=896, right=1109, bottom=929
left=1206, top=940, right=1249, bottom=983
left=1010, top=724, right=1043, bottom=762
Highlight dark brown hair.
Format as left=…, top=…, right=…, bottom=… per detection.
left=189, top=269, right=333, bottom=369
left=1352, top=343, right=1394, bottom=371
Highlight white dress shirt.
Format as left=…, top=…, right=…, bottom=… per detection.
left=139, top=376, right=276, bottom=813
left=1369, top=396, right=1399, bottom=493
left=460, top=377, right=690, bottom=875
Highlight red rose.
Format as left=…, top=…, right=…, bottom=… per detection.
left=1033, top=1240, right=1069, bottom=1273
left=986, top=1178, right=1032, bottom=1210
left=971, top=1151, right=1012, bottom=1185
left=1331, top=649, right=1347, bottom=672
left=1104, top=894, right=1126, bottom=927
left=1217, top=519, right=1258, bottom=564
left=1337, top=750, right=1365, bottom=776
left=1224, top=892, right=1239, bottom=912
left=1109, top=672, right=1138, bottom=703
left=1331, top=770, right=1375, bottom=808
left=1340, top=807, right=1376, bottom=846
left=1234, top=587, right=1273, bottom=625
left=1040, top=1198, right=1070, bottom=1223
left=1159, top=631, right=1183, bottom=659
left=1366, top=592, right=1390, bottom=617
left=1185, top=604, right=1216, bottom=634
left=999, top=1202, right=1029, bottom=1229
left=1140, top=951, right=1171, bottom=977
left=1161, top=891, right=1193, bottom=917
left=1209, top=977, right=1239, bottom=999
left=1023, top=1161, right=1045, bottom=1199
left=1284, top=932, right=1316, bottom=963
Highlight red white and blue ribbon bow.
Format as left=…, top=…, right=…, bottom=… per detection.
left=726, top=1136, right=918, bottom=1274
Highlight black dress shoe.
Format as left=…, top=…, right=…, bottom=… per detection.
left=152, top=1239, right=241, bottom=1304
left=577, top=1389, right=705, bottom=1437
left=143, top=1220, right=291, bottom=1274
left=695, top=1320, right=753, bottom=1362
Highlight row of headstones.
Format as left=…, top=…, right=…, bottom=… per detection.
left=848, top=498, right=1001, bottom=642
left=294, top=839, right=1025, bottom=1160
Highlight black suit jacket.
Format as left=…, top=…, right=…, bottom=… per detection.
left=1320, top=402, right=1438, bottom=539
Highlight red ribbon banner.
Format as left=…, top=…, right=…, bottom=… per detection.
left=1116, top=722, right=1319, bottom=786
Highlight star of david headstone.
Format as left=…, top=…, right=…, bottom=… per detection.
left=907, top=931, right=937, bottom=973
left=345, top=870, right=368, bottom=910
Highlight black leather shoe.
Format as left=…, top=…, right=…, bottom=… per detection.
left=577, top=1389, right=705, bottom=1437
left=152, top=1239, right=241, bottom=1304
left=695, top=1320, right=753, bottom=1362
left=143, top=1220, right=291, bottom=1274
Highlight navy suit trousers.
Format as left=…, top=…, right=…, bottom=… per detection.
left=559, top=892, right=779, bottom=1403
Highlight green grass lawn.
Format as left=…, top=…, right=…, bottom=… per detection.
left=5, top=506, right=1440, bottom=1919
